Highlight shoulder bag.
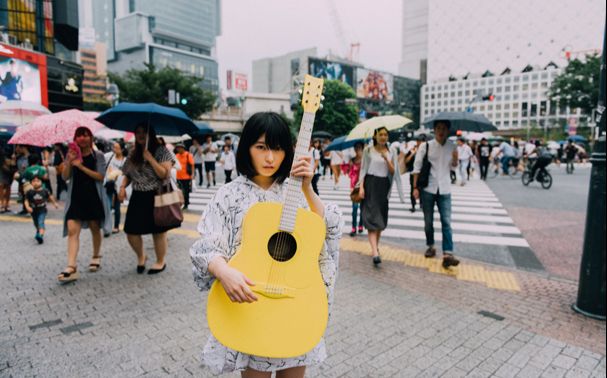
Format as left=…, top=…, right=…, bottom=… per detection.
left=417, top=142, right=431, bottom=189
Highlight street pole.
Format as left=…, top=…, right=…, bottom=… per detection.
left=572, top=22, right=606, bottom=320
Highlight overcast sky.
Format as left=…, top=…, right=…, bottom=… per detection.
left=215, top=0, right=402, bottom=90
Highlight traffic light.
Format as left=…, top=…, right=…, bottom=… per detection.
left=180, top=98, right=188, bottom=105
left=481, top=93, right=495, bottom=101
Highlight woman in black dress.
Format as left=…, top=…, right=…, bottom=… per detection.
left=118, top=125, right=175, bottom=275
left=58, top=127, right=110, bottom=283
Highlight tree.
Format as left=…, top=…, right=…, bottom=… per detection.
left=108, top=64, right=215, bottom=119
left=548, top=54, right=601, bottom=116
left=293, top=79, right=358, bottom=137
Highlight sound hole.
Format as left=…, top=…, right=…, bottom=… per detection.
left=267, top=232, right=297, bottom=262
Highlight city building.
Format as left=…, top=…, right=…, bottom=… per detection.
left=0, top=0, right=83, bottom=112
left=420, top=64, right=586, bottom=133
left=88, top=0, right=221, bottom=95
left=79, top=43, right=108, bottom=106
left=399, top=0, right=605, bottom=83
left=253, top=49, right=421, bottom=126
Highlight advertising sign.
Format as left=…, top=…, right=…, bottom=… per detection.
left=356, top=68, right=393, bottom=102
left=227, top=70, right=248, bottom=92
left=308, top=58, right=354, bottom=88
left=0, top=43, right=48, bottom=106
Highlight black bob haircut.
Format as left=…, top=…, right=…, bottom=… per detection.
left=433, top=119, right=451, bottom=129
left=236, top=112, right=294, bottom=184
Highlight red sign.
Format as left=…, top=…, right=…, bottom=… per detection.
left=0, top=43, right=48, bottom=107
left=234, top=73, right=248, bottom=91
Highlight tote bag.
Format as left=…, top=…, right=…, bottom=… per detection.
left=153, top=179, right=184, bottom=228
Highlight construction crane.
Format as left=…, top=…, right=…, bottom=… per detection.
left=327, top=0, right=360, bottom=62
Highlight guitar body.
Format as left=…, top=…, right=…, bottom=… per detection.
left=207, top=202, right=328, bottom=358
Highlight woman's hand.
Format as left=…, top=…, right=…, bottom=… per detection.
left=143, top=149, right=155, bottom=163
left=217, top=266, right=257, bottom=303
left=413, top=188, right=420, bottom=200
left=118, top=186, right=127, bottom=202
left=66, top=150, right=77, bottom=165
left=358, top=186, right=365, bottom=200
left=291, top=155, right=314, bottom=188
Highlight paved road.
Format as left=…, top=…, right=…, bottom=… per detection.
left=486, top=164, right=592, bottom=281
left=0, top=211, right=604, bottom=377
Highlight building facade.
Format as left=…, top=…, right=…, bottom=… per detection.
left=0, top=0, right=83, bottom=112
left=100, top=0, right=221, bottom=95
left=421, top=65, right=584, bottom=131
left=400, top=0, right=605, bottom=84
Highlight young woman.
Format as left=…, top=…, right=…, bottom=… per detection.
left=348, top=142, right=364, bottom=237
left=104, top=141, right=126, bottom=233
left=189, top=112, right=342, bottom=378
left=357, top=127, right=405, bottom=266
left=118, top=125, right=176, bottom=274
left=58, top=127, right=111, bottom=283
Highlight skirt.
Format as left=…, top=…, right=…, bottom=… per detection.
left=124, top=190, right=174, bottom=235
left=362, top=175, right=390, bottom=231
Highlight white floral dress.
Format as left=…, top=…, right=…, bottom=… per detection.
left=190, top=175, right=343, bottom=375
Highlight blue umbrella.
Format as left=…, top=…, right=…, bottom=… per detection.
left=193, top=121, right=214, bottom=135
left=96, top=102, right=198, bottom=136
left=325, top=136, right=368, bottom=152
left=567, top=135, right=587, bottom=143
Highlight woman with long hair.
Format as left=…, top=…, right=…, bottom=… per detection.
left=118, top=124, right=176, bottom=274
left=190, top=112, right=342, bottom=377
left=357, top=127, right=405, bottom=266
left=58, top=127, right=111, bottom=283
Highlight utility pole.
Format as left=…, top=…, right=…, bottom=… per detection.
left=572, top=22, right=606, bottom=320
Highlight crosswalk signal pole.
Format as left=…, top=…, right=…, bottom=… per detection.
left=573, top=22, right=606, bottom=320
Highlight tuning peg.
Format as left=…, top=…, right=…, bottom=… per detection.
left=319, top=104, right=324, bottom=111
left=298, top=89, right=303, bottom=95
left=320, top=95, right=325, bottom=101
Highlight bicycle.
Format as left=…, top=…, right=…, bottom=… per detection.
left=521, top=157, right=553, bottom=189
left=489, top=157, right=517, bottom=178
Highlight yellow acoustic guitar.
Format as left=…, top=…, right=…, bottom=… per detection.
left=207, top=75, right=327, bottom=358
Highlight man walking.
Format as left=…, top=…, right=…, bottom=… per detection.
left=476, top=138, right=492, bottom=180
left=404, top=134, right=426, bottom=212
left=413, top=120, right=460, bottom=269
left=202, top=135, right=218, bottom=188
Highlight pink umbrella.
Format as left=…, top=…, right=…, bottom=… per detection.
left=8, top=109, right=105, bottom=146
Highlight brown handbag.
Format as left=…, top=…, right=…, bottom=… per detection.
left=153, top=179, right=184, bottom=228
left=350, top=185, right=362, bottom=203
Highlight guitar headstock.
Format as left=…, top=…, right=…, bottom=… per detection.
left=301, top=75, right=324, bottom=113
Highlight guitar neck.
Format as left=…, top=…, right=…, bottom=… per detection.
left=279, top=111, right=316, bottom=232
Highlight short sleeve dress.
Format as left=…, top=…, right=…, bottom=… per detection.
left=122, top=146, right=176, bottom=235
left=189, top=176, right=343, bottom=374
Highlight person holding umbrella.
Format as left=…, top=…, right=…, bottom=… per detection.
left=357, top=127, right=405, bottom=266
left=58, top=127, right=111, bottom=283
left=118, top=124, right=176, bottom=274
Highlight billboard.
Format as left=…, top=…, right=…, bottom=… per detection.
left=356, top=68, right=393, bottom=102
left=308, top=58, right=354, bottom=88
left=226, top=70, right=248, bottom=91
left=0, top=44, right=48, bottom=106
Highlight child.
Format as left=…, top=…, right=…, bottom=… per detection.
left=24, top=175, right=59, bottom=244
left=189, top=112, right=342, bottom=377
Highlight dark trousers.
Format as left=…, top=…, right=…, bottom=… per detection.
left=106, top=188, right=121, bottom=229
left=194, top=163, right=203, bottom=185
left=311, top=173, right=320, bottom=195
left=479, top=157, right=489, bottom=180
left=450, top=170, right=456, bottom=184
left=409, top=174, right=417, bottom=208
left=224, top=170, right=233, bottom=183
left=177, top=179, right=191, bottom=206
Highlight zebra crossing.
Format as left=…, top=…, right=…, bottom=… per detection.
left=186, top=175, right=529, bottom=248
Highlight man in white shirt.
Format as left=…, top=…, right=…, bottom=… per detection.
left=202, top=135, right=218, bottom=188
left=496, top=141, right=516, bottom=175
left=412, top=120, right=460, bottom=269
left=456, top=138, right=474, bottom=186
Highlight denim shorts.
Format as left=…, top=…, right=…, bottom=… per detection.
left=32, top=209, right=47, bottom=230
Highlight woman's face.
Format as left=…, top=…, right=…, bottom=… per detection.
left=134, top=126, right=147, bottom=145
left=375, top=129, right=389, bottom=146
left=249, top=134, right=285, bottom=178
left=113, top=142, right=121, bottom=155
left=75, top=132, right=92, bottom=149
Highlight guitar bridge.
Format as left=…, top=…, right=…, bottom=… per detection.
left=252, top=284, right=295, bottom=299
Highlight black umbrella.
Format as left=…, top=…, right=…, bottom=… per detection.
left=423, top=112, right=497, bottom=132
left=312, top=131, right=333, bottom=139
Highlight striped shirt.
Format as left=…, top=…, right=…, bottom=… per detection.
left=122, top=146, right=175, bottom=191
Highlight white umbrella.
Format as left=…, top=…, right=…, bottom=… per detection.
left=346, top=115, right=412, bottom=141
left=0, top=100, right=51, bottom=126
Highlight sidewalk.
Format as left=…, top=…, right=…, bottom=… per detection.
left=0, top=215, right=605, bottom=377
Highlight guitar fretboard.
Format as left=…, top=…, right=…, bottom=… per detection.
left=279, top=111, right=316, bottom=232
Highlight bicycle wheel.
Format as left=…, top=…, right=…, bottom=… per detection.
left=541, top=172, right=553, bottom=189
left=521, top=171, right=531, bottom=186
